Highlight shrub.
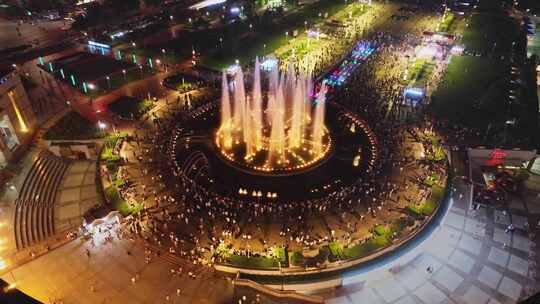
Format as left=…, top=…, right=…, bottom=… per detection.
left=343, top=236, right=390, bottom=259
left=269, top=247, right=288, bottom=264
left=290, top=251, right=304, bottom=266
left=373, top=225, right=389, bottom=236
left=108, top=96, right=154, bottom=120
left=227, top=255, right=280, bottom=269
left=328, top=241, right=344, bottom=259
left=105, top=186, right=142, bottom=216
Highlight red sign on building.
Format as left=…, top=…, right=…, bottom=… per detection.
left=485, top=149, right=507, bottom=166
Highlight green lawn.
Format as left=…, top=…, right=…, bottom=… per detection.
left=406, top=59, right=436, bottom=88
left=105, top=186, right=128, bottom=216
left=199, top=1, right=367, bottom=70
left=343, top=235, right=390, bottom=259
left=373, top=225, right=389, bottom=236
left=407, top=185, right=445, bottom=216
left=423, top=174, right=439, bottom=187
left=199, top=32, right=288, bottom=70
left=438, top=12, right=455, bottom=32
left=431, top=56, right=510, bottom=128
left=461, top=13, right=521, bottom=57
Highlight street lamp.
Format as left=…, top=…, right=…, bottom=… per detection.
left=122, top=69, right=127, bottom=81
left=106, top=76, right=111, bottom=89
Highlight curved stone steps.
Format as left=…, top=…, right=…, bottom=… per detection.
left=14, top=151, right=71, bottom=250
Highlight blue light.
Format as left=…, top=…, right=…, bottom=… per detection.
left=88, top=41, right=111, bottom=49
left=230, top=7, right=240, bottom=14
left=404, top=87, right=424, bottom=97
left=323, top=41, right=376, bottom=87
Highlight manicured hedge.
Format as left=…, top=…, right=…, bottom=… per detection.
left=343, top=235, right=390, bottom=259
left=228, top=255, right=280, bottom=269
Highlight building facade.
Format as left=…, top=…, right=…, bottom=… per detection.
left=0, top=69, right=36, bottom=167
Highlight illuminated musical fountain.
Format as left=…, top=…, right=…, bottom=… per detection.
left=215, top=59, right=331, bottom=174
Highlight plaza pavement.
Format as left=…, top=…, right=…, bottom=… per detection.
left=4, top=165, right=538, bottom=304
left=0, top=17, right=68, bottom=50
left=316, top=178, right=539, bottom=304
left=1, top=233, right=234, bottom=304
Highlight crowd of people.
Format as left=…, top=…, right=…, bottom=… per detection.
left=276, top=3, right=379, bottom=76
left=114, top=5, right=451, bottom=268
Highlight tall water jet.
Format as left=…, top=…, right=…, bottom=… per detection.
left=220, top=71, right=232, bottom=149
left=304, top=77, right=313, bottom=128
left=312, top=82, right=327, bottom=155
left=233, top=68, right=246, bottom=136
left=252, top=58, right=263, bottom=151
left=269, top=82, right=286, bottom=163
left=216, top=63, right=330, bottom=173
left=289, top=76, right=304, bottom=148
left=267, top=65, right=279, bottom=123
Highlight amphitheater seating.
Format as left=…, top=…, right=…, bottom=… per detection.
left=13, top=150, right=70, bottom=250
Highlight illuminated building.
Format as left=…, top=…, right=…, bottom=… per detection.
left=0, top=69, right=36, bottom=166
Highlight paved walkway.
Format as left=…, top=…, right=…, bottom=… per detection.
left=1, top=234, right=234, bottom=304
left=317, top=180, right=538, bottom=304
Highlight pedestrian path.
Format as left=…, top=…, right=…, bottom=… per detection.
left=1, top=233, right=234, bottom=304
left=318, top=181, right=536, bottom=304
